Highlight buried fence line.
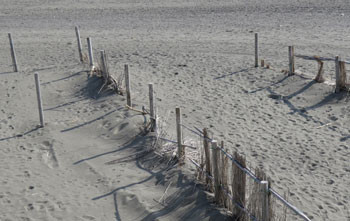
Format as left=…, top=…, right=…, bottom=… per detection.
left=173, top=109, right=311, bottom=221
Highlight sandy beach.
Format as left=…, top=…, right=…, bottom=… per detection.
left=1, top=0, right=349, bottom=220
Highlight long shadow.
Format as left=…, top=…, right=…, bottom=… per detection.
left=266, top=88, right=321, bottom=124
left=249, top=75, right=289, bottom=94
left=113, top=192, right=122, bottom=221
left=41, top=71, right=85, bottom=85
left=0, top=71, right=14, bottom=75
left=284, top=80, right=316, bottom=99
left=73, top=135, right=149, bottom=165
left=44, top=98, right=88, bottom=111
left=304, top=92, right=348, bottom=111
left=214, top=68, right=252, bottom=80
left=60, top=109, right=116, bottom=133
left=88, top=134, right=226, bottom=220
left=0, top=126, right=40, bottom=141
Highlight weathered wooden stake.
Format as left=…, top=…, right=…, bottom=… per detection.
left=212, top=140, right=220, bottom=203
left=255, top=33, right=259, bottom=67
left=75, top=26, right=83, bottom=62
left=335, top=56, right=341, bottom=93
left=203, top=128, right=211, bottom=186
left=261, top=180, right=269, bottom=221
left=8, top=33, right=18, bottom=72
left=87, top=37, right=94, bottom=67
left=288, top=46, right=295, bottom=75
left=176, top=107, right=184, bottom=161
left=149, top=83, right=156, bottom=133
left=34, top=73, right=44, bottom=127
left=124, top=64, right=131, bottom=106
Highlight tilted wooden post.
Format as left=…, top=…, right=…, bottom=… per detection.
left=261, top=180, right=269, bottom=221
left=203, top=128, right=211, bottom=185
left=87, top=37, right=94, bottom=68
left=176, top=107, right=184, bottom=161
left=8, top=33, right=18, bottom=72
left=288, top=46, right=295, bottom=75
left=34, top=73, right=44, bottom=127
left=335, top=56, right=341, bottom=93
left=124, top=64, right=131, bottom=106
left=255, top=33, right=259, bottom=67
left=212, top=140, right=220, bottom=203
left=149, top=83, right=156, bottom=133
left=75, top=26, right=83, bottom=62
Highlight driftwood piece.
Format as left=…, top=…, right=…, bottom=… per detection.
left=314, top=56, right=325, bottom=83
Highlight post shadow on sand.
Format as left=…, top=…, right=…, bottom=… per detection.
left=214, top=68, right=252, bottom=80
left=60, top=109, right=118, bottom=133
left=249, top=75, right=290, bottom=94
left=44, top=97, right=88, bottom=111
left=0, top=126, right=41, bottom=141
left=41, top=70, right=85, bottom=85
left=82, top=134, right=227, bottom=220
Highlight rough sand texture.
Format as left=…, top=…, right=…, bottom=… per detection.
left=1, top=0, right=350, bottom=220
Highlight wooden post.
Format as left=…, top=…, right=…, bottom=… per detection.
left=176, top=107, right=184, bottom=161
left=288, top=46, right=295, bottom=75
left=261, top=180, right=269, bottom=221
left=212, top=140, right=220, bottom=203
left=255, top=33, right=259, bottom=67
left=339, top=61, right=347, bottom=90
left=75, top=26, right=83, bottom=62
left=87, top=37, right=94, bottom=68
left=100, top=50, right=108, bottom=79
left=335, top=56, right=341, bottom=93
left=149, top=83, right=156, bottom=132
left=8, top=33, right=18, bottom=72
left=34, top=73, right=44, bottom=127
left=124, top=64, right=131, bottom=106
left=203, top=128, right=211, bottom=186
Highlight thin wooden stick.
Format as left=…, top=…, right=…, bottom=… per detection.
left=34, top=73, right=44, bottom=127
left=149, top=83, right=156, bottom=133
left=87, top=37, right=94, bottom=68
left=255, top=33, right=259, bottom=68
left=203, top=128, right=211, bottom=186
left=8, top=33, right=18, bottom=72
left=261, top=180, right=269, bottom=221
left=124, top=64, right=131, bottom=106
left=212, top=140, right=220, bottom=203
left=75, top=26, right=83, bottom=62
left=176, top=107, right=184, bottom=162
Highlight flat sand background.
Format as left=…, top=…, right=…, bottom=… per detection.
left=0, top=0, right=349, bottom=220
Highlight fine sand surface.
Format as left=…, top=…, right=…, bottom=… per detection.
left=1, top=0, right=349, bottom=220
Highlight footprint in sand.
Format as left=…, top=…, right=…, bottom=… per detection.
left=41, top=140, right=59, bottom=168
